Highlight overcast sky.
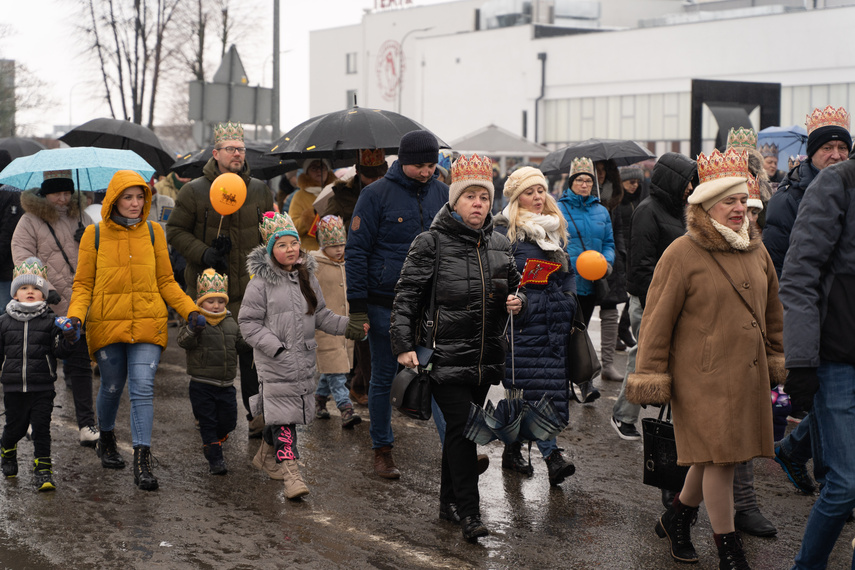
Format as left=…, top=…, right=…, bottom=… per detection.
left=0, top=0, right=443, bottom=144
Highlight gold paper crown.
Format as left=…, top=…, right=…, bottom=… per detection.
left=12, top=258, right=47, bottom=282
left=214, top=121, right=245, bottom=144
left=259, top=211, right=299, bottom=246
left=569, top=157, right=595, bottom=179
left=697, top=148, right=751, bottom=185
left=43, top=169, right=72, bottom=181
left=758, top=142, right=779, bottom=158
left=726, top=127, right=757, bottom=150
left=196, top=268, right=228, bottom=300
left=359, top=148, right=386, bottom=167
left=806, top=106, right=850, bottom=135
left=451, top=153, right=493, bottom=186
left=317, top=215, right=347, bottom=248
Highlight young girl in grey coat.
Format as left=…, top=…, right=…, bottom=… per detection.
left=239, top=212, right=366, bottom=500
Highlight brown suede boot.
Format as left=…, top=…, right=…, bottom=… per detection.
left=251, top=440, right=285, bottom=480
left=374, top=446, right=401, bottom=479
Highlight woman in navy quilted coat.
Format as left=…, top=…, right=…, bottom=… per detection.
left=494, top=166, right=577, bottom=487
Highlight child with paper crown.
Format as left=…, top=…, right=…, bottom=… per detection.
left=309, top=215, right=362, bottom=428
left=177, top=268, right=250, bottom=475
left=0, top=258, right=73, bottom=491
left=239, top=212, right=368, bottom=500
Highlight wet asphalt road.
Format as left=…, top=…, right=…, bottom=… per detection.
left=0, top=308, right=851, bottom=569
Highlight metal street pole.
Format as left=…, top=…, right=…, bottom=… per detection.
left=272, top=0, right=281, bottom=140
left=396, top=27, right=433, bottom=115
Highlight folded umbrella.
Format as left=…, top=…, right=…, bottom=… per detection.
left=518, top=395, right=567, bottom=442
left=0, top=147, right=156, bottom=191
left=463, top=389, right=526, bottom=446
left=60, top=117, right=175, bottom=175
left=539, top=138, right=655, bottom=175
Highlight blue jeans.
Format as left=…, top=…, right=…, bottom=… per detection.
left=613, top=296, right=643, bottom=424
left=792, top=361, right=855, bottom=570
left=366, top=304, right=398, bottom=449
left=95, top=343, right=162, bottom=448
left=536, top=438, right=558, bottom=458
left=433, top=397, right=447, bottom=446
left=316, top=373, right=351, bottom=409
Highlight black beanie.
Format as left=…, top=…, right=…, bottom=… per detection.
left=398, top=130, right=439, bottom=165
left=807, top=125, right=852, bottom=159
left=40, top=177, right=74, bottom=196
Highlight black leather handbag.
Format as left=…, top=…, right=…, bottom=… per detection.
left=641, top=405, right=689, bottom=491
left=566, top=314, right=602, bottom=386
left=390, top=232, right=440, bottom=421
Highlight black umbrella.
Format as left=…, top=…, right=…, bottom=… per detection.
left=539, top=138, right=655, bottom=175
left=0, top=137, right=47, bottom=159
left=268, top=106, right=449, bottom=164
left=464, top=391, right=526, bottom=446
left=60, top=117, right=176, bottom=175
left=171, top=143, right=298, bottom=180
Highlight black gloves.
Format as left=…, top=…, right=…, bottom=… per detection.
left=211, top=235, right=232, bottom=255
left=345, top=312, right=369, bottom=340
left=202, top=247, right=228, bottom=274
left=46, top=290, right=61, bottom=305
left=187, top=311, right=207, bottom=334
left=784, top=367, right=820, bottom=412
left=73, top=225, right=86, bottom=243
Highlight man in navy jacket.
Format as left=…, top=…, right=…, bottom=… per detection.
left=344, top=131, right=448, bottom=479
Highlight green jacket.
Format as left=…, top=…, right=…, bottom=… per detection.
left=166, top=157, right=274, bottom=317
left=177, top=314, right=249, bottom=387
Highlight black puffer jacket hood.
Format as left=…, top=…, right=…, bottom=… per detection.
left=649, top=152, right=697, bottom=219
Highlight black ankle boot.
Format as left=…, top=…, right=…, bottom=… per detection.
left=544, top=449, right=575, bottom=486
left=439, top=501, right=461, bottom=523
left=203, top=443, right=227, bottom=475
left=461, top=515, right=489, bottom=542
left=502, top=442, right=533, bottom=476
left=654, top=493, right=699, bottom=563
left=1, top=445, right=18, bottom=478
left=715, top=531, right=751, bottom=569
left=133, top=446, right=159, bottom=491
left=96, top=430, right=125, bottom=469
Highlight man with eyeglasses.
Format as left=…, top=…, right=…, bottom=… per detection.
left=167, top=121, right=274, bottom=438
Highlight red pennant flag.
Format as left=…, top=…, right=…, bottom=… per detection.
left=520, top=258, right=561, bottom=286
left=307, top=213, right=320, bottom=237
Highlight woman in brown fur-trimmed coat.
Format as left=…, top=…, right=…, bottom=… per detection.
left=626, top=157, right=786, bottom=569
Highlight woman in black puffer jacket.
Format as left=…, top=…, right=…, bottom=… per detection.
left=391, top=154, right=524, bottom=543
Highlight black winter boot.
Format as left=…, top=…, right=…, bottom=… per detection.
left=203, top=442, right=228, bottom=475
left=544, top=449, right=575, bottom=486
left=1, top=445, right=18, bottom=478
left=96, top=430, right=125, bottom=469
left=460, top=514, right=489, bottom=542
left=133, top=446, right=159, bottom=491
left=654, top=493, right=699, bottom=563
left=502, top=442, right=533, bottom=476
left=715, top=531, right=751, bottom=569
left=32, top=457, right=55, bottom=492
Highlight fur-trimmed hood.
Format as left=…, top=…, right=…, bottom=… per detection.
left=686, top=203, right=762, bottom=253
left=246, top=243, right=318, bottom=285
left=20, top=188, right=85, bottom=223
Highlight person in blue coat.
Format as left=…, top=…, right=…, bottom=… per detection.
left=557, top=157, right=615, bottom=403
left=344, top=130, right=449, bottom=479
left=494, top=166, right=577, bottom=486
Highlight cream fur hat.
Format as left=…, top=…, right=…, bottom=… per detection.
left=504, top=166, right=548, bottom=203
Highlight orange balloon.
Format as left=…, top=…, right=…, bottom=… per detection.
left=576, top=250, right=608, bottom=281
left=209, top=173, right=247, bottom=216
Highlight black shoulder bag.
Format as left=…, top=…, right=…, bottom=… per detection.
left=641, top=404, right=689, bottom=491
left=390, top=231, right=440, bottom=421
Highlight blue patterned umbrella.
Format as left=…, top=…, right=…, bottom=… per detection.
left=0, top=147, right=155, bottom=191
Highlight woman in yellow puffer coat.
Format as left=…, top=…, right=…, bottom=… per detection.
left=67, top=170, right=200, bottom=491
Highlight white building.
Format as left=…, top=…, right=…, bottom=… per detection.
left=310, top=0, right=855, bottom=157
